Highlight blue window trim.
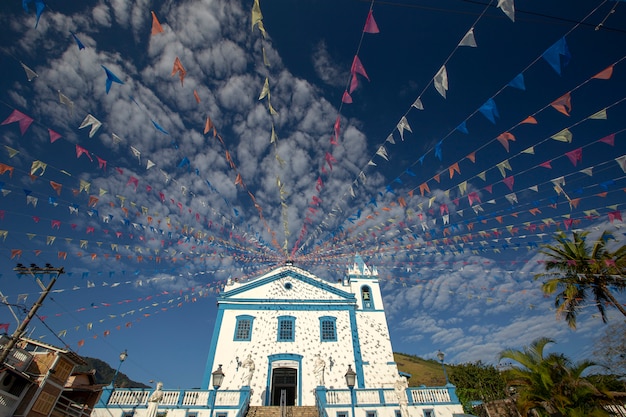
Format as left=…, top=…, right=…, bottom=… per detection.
left=277, top=315, right=296, bottom=342
left=361, top=285, right=374, bottom=310
left=234, top=314, right=254, bottom=341
left=319, top=316, right=337, bottom=342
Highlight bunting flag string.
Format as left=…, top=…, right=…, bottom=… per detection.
left=311, top=160, right=626, bottom=258
left=291, top=1, right=383, bottom=256
left=249, top=0, right=290, bottom=251
left=0, top=102, right=279, bottom=259
left=296, top=0, right=511, bottom=255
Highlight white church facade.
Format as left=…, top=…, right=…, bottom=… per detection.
left=93, top=257, right=467, bottom=417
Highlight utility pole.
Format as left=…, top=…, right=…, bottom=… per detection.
left=0, top=263, right=64, bottom=365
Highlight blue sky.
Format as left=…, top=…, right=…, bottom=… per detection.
left=0, top=0, right=625, bottom=389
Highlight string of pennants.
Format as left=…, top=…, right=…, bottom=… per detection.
left=300, top=52, right=626, bottom=254
left=0, top=159, right=276, bottom=265
left=4, top=8, right=286, bottom=257
left=285, top=2, right=623, bottom=256
left=291, top=0, right=517, bottom=254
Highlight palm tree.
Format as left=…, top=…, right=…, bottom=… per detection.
left=499, top=338, right=611, bottom=417
left=535, top=230, right=626, bottom=328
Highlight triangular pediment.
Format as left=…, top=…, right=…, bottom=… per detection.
left=220, top=266, right=354, bottom=303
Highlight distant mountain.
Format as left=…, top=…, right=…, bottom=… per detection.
left=76, top=357, right=150, bottom=388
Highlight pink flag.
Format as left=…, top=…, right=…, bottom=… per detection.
left=363, top=10, right=380, bottom=33
left=48, top=129, right=62, bottom=143
left=349, top=74, right=358, bottom=93
left=96, top=156, right=107, bottom=171
left=599, top=133, right=615, bottom=146
left=503, top=176, right=514, bottom=190
left=539, top=161, right=552, bottom=169
left=351, top=56, right=370, bottom=81
left=468, top=192, right=481, bottom=206
left=334, top=116, right=341, bottom=139
left=1, top=110, right=34, bottom=135
left=342, top=91, right=353, bottom=104
left=76, top=145, right=93, bottom=161
left=127, top=176, right=139, bottom=190
left=565, top=148, right=582, bottom=166
left=325, top=152, right=337, bottom=171
left=608, top=210, right=622, bottom=223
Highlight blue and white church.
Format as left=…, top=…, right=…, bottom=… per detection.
left=94, top=256, right=467, bottom=417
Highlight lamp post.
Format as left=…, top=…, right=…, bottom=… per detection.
left=210, top=365, right=225, bottom=417
left=111, top=349, right=128, bottom=388
left=0, top=264, right=64, bottom=365
left=436, top=350, right=449, bottom=385
left=345, top=365, right=357, bottom=417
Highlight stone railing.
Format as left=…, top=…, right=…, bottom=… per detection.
left=319, top=385, right=458, bottom=407
left=100, top=386, right=251, bottom=414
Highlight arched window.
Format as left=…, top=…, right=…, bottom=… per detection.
left=361, top=286, right=374, bottom=310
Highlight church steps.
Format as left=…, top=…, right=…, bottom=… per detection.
left=246, top=405, right=319, bottom=417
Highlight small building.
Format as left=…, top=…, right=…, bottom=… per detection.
left=94, top=257, right=466, bottom=417
left=0, top=335, right=104, bottom=417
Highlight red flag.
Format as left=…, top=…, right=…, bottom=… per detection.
left=342, top=91, right=352, bottom=104
left=0, top=323, right=9, bottom=333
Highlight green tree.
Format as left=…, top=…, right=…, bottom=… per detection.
left=535, top=230, right=626, bottom=328
left=449, top=361, right=507, bottom=414
left=499, top=337, right=611, bottom=417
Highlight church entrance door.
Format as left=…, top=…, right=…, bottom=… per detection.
left=270, top=367, right=297, bottom=406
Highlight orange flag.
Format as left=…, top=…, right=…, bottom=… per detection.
left=204, top=117, right=213, bottom=134
left=50, top=181, right=62, bottom=195
left=151, top=11, right=164, bottom=35
left=496, top=132, right=515, bottom=152
left=521, top=116, right=537, bottom=124
left=171, top=57, right=186, bottom=86
left=593, top=65, right=613, bottom=80
left=551, top=92, right=571, bottom=116
left=194, top=90, right=201, bottom=103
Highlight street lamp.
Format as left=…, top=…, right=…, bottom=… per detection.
left=345, top=365, right=356, bottom=417
left=210, top=365, right=225, bottom=417
left=437, top=350, right=449, bottom=385
left=111, top=349, right=128, bottom=387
